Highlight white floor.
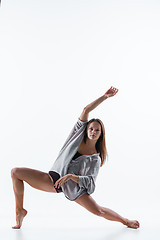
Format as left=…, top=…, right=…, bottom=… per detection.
left=1, top=208, right=159, bottom=240
left=0, top=219, right=159, bottom=240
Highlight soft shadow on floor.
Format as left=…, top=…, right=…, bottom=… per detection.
left=1, top=226, right=141, bottom=240
left=1, top=215, right=157, bottom=240
left=103, top=227, right=140, bottom=240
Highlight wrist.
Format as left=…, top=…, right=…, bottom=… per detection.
left=103, top=94, right=108, bottom=100
left=69, top=174, right=73, bottom=179
left=69, top=174, right=79, bottom=183
left=121, top=218, right=129, bottom=226
left=69, top=174, right=75, bottom=180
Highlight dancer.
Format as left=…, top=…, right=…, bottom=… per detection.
left=11, top=86, right=140, bottom=229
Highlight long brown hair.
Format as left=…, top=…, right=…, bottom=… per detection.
left=83, top=118, right=108, bottom=167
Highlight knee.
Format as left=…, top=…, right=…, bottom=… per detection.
left=94, top=207, right=105, bottom=217
left=11, top=167, right=19, bottom=178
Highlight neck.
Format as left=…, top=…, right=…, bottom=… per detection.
left=85, top=138, right=97, bottom=151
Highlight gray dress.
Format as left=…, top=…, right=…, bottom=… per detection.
left=49, top=118, right=101, bottom=201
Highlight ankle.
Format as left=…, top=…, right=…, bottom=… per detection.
left=16, top=208, right=23, bottom=214
left=121, top=217, right=129, bottom=226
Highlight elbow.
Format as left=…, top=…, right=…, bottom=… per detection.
left=83, top=106, right=89, bottom=114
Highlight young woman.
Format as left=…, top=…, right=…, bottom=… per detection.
left=11, top=86, right=140, bottom=229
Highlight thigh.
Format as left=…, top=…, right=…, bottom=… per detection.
left=74, top=193, right=102, bottom=216
left=12, top=167, right=57, bottom=193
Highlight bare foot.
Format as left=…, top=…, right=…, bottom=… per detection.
left=12, top=209, right=28, bottom=229
left=124, top=219, right=140, bottom=229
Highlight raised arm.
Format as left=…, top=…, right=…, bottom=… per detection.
left=79, top=86, right=119, bottom=122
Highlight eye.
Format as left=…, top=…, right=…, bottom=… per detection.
left=89, top=127, right=93, bottom=130
left=96, top=129, right=100, bottom=132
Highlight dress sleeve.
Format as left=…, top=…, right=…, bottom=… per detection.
left=59, top=118, right=88, bottom=152
left=78, top=158, right=101, bottom=195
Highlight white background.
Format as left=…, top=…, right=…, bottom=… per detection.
left=0, top=0, right=160, bottom=239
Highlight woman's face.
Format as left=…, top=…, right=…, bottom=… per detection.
left=87, top=121, right=102, bottom=141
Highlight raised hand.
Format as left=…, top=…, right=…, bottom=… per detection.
left=104, top=86, right=119, bottom=99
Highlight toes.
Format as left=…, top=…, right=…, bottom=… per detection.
left=12, top=225, right=20, bottom=229
left=126, top=220, right=140, bottom=229
left=135, top=220, right=140, bottom=228
left=134, top=223, right=139, bottom=228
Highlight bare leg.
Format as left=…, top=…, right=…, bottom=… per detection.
left=75, top=193, right=140, bottom=229
left=11, top=167, right=57, bottom=229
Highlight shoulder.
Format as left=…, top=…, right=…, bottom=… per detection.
left=88, top=154, right=101, bottom=165
left=92, top=154, right=102, bottom=166
left=74, top=118, right=88, bottom=131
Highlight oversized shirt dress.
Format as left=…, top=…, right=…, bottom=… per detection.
left=49, top=118, right=101, bottom=201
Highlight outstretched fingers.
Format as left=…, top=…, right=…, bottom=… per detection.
left=54, top=178, right=63, bottom=188
left=105, top=86, right=118, bottom=98
left=111, top=86, right=119, bottom=95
